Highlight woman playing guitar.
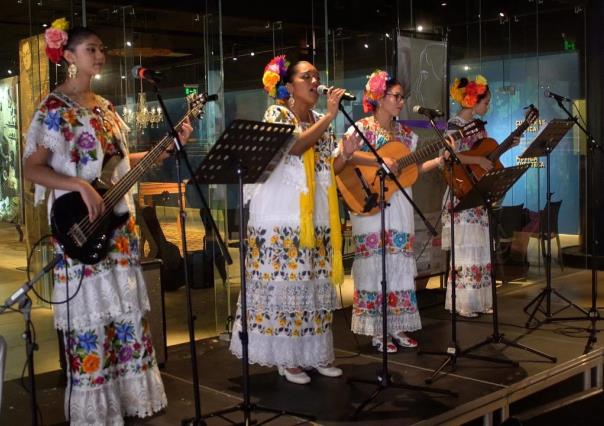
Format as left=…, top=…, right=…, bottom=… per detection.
left=442, top=75, right=519, bottom=318
left=342, top=70, right=450, bottom=352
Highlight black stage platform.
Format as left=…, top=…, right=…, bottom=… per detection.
left=3, top=269, right=604, bottom=425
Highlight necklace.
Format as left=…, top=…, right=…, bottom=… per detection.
left=289, top=107, right=313, bottom=126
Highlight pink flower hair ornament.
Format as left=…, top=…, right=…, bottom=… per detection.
left=362, top=69, right=392, bottom=113
left=44, top=17, right=70, bottom=64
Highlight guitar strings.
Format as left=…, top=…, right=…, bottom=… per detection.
left=74, top=109, right=196, bottom=241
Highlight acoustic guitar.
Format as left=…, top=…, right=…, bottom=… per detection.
left=443, top=105, right=539, bottom=199
left=336, top=120, right=483, bottom=216
left=51, top=92, right=210, bottom=264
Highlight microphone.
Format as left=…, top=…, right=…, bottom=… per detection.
left=413, top=105, right=444, bottom=118
left=131, top=65, right=163, bottom=83
left=0, top=254, right=63, bottom=313
left=316, top=84, right=356, bottom=101
left=544, top=90, right=572, bottom=103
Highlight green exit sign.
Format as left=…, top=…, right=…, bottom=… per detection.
left=564, top=39, right=576, bottom=51
left=184, top=84, right=199, bottom=96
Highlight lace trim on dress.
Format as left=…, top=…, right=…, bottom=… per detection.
left=53, top=265, right=150, bottom=330
left=65, top=366, right=167, bottom=425
left=230, top=322, right=335, bottom=368
left=241, top=279, right=339, bottom=312
left=351, top=312, right=422, bottom=336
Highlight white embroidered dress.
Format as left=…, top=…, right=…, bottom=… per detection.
left=23, top=92, right=166, bottom=425
left=229, top=104, right=339, bottom=368
left=442, top=115, right=492, bottom=314
left=345, top=118, right=422, bottom=336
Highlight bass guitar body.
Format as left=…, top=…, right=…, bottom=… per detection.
left=443, top=137, right=503, bottom=199
left=51, top=187, right=130, bottom=264
left=336, top=142, right=416, bottom=216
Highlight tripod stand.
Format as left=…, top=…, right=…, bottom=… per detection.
left=453, top=167, right=556, bottom=364
left=194, top=119, right=312, bottom=425
left=335, top=106, right=454, bottom=419
left=0, top=254, right=62, bottom=426
left=521, top=119, right=588, bottom=328
left=541, top=100, right=604, bottom=354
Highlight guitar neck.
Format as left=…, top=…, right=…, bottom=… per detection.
left=396, top=128, right=464, bottom=169
left=489, top=120, right=530, bottom=161
left=102, top=114, right=189, bottom=210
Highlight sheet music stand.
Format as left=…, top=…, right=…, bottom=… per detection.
left=195, top=119, right=313, bottom=425
left=453, top=165, right=556, bottom=364
left=519, top=119, right=587, bottom=328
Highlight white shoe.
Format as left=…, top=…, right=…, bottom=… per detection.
left=277, top=366, right=311, bottom=385
left=316, top=365, right=343, bottom=377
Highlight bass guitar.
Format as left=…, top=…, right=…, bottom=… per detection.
left=443, top=105, right=539, bottom=199
left=336, top=120, right=483, bottom=216
left=51, top=92, right=210, bottom=264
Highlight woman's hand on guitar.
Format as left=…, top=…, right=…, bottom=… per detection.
left=178, top=117, right=194, bottom=144
left=475, top=156, right=494, bottom=172
left=341, top=131, right=362, bottom=160
left=383, top=157, right=398, bottom=173
left=78, top=180, right=106, bottom=222
left=512, top=136, right=521, bottom=147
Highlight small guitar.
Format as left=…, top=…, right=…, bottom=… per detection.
left=443, top=105, right=539, bottom=199
left=51, top=93, right=210, bottom=264
left=336, top=120, right=483, bottom=216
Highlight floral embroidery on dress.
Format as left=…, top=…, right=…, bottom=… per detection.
left=350, top=117, right=417, bottom=152
left=237, top=309, right=333, bottom=338
left=66, top=317, right=156, bottom=388
left=353, top=289, right=418, bottom=317
left=263, top=105, right=335, bottom=174
left=450, top=262, right=492, bottom=290
left=354, top=230, right=414, bottom=259
left=246, top=225, right=331, bottom=281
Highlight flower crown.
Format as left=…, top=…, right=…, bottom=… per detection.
left=362, top=69, right=392, bottom=113
left=450, top=75, right=488, bottom=108
left=262, top=55, right=290, bottom=103
left=44, top=18, right=70, bottom=64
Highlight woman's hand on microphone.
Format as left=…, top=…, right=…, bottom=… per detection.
left=325, top=87, right=346, bottom=120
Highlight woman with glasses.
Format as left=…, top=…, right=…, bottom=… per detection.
left=343, top=70, right=447, bottom=353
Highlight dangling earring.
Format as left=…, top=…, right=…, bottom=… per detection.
left=67, top=63, right=77, bottom=79
left=288, top=95, right=295, bottom=109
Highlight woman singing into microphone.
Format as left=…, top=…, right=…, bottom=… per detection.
left=229, top=56, right=360, bottom=384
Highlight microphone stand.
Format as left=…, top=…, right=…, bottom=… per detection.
left=545, top=99, right=603, bottom=354
left=149, top=82, right=232, bottom=426
left=338, top=105, right=455, bottom=420
left=0, top=254, right=63, bottom=426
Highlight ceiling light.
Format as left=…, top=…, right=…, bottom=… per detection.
left=385, top=33, right=390, bottom=38
left=416, top=25, right=423, bottom=32
left=94, top=74, right=101, bottom=80
left=441, top=2, right=447, bottom=5
left=126, top=41, right=132, bottom=47
left=233, top=57, right=237, bottom=61
left=7, top=69, right=12, bottom=75
left=121, top=75, right=126, bottom=79
left=363, top=43, right=369, bottom=48
left=42, top=23, right=48, bottom=28
left=250, top=52, right=255, bottom=56
left=463, top=65, right=470, bottom=71
left=499, top=12, right=505, bottom=17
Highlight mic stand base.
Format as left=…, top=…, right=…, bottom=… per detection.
left=201, top=164, right=314, bottom=426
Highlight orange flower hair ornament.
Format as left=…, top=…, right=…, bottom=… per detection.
left=44, top=17, right=70, bottom=64
left=262, top=55, right=290, bottom=103
left=450, top=75, right=488, bottom=108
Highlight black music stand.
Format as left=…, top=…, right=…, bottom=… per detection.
left=194, top=119, right=313, bottom=425
left=457, top=166, right=556, bottom=363
left=520, top=119, right=587, bottom=328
